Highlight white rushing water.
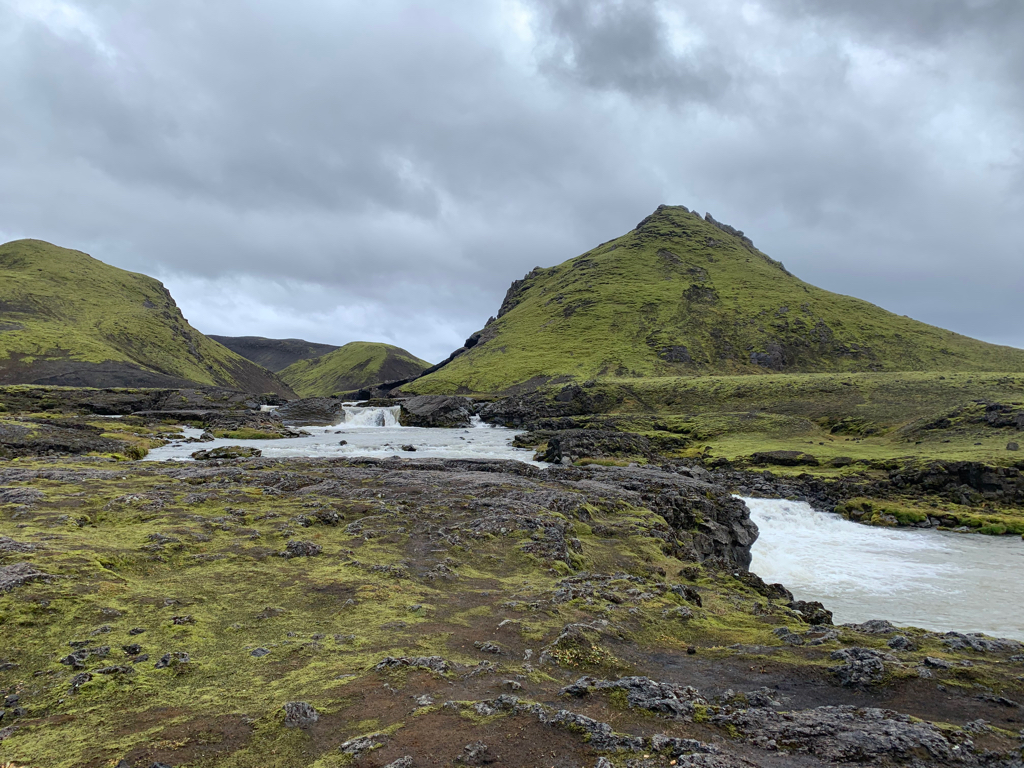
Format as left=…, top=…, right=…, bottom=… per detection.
left=746, top=497, right=1024, bottom=640
left=144, top=406, right=542, bottom=465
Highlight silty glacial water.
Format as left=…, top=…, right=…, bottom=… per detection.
left=745, top=497, right=1024, bottom=640
left=145, top=405, right=543, bottom=465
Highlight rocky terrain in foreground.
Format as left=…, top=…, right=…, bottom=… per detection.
left=1, top=446, right=1023, bottom=766
left=0, top=386, right=1023, bottom=766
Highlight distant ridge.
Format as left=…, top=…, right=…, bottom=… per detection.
left=210, top=335, right=340, bottom=373
left=408, top=204, right=1024, bottom=394
left=0, top=239, right=295, bottom=396
left=279, top=341, right=431, bottom=397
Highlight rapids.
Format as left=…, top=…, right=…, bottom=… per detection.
left=144, top=405, right=543, bottom=465
left=746, top=497, right=1024, bottom=640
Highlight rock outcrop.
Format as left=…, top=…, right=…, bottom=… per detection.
left=398, top=395, right=474, bottom=428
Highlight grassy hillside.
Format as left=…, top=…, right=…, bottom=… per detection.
left=279, top=341, right=430, bottom=397
left=0, top=239, right=294, bottom=396
left=526, top=370, right=1024, bottom=465
left=408, top=205, right=1024, bottom=394
left=209, top=335, right=340, bottom=372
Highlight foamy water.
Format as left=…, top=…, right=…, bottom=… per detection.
left=145, top=406, right=542, bottom=465
left=746, top=497, right=1024, bottom=640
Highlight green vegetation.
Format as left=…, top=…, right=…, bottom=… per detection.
left=408, top=205, right=1024, bottom=394
left=0, top=239, right=292, bottom=395
left=506, top=370, right=1024, bottom=466
left=208, top=335, right=340, bottom=373
left=280, top=341, right=430, bottom=397
left=211, top=428, right=287, bottom=441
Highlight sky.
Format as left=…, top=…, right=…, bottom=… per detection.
left=1, top=0, right=1022, bottom=363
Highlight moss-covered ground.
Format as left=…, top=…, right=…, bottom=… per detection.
left=498, top=371, right=1024, bottom=536
left=1, top=454, right=1023, bottom=767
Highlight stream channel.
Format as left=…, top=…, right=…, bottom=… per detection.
left=147, top=404, right=1024, bottom=641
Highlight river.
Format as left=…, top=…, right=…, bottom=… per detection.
left=144, top=404, right=543, bottom=465
left=146, top=405, right=1022, bottom=640
left=746, top=497, right=1024, bottom=640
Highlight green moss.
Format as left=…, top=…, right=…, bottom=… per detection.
left=0, top=239, right=289, bottom=395
left=279, top=342, right=430, bottom=398
left=408, top=206, right=1024, bottom=395
left=212, top=428, right=287, bottom=440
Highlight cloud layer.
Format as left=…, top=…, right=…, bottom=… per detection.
left=2, top=0, right=1022, bottom=361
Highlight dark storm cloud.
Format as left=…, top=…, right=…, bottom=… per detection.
left=0, top=0, right=1022, bottom=359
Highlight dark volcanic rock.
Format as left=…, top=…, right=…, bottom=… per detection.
left=275, top=398, right=346, bottom=426
left=716, top=704, right=961, bottom=763
left=0, top=562, right=52, bottom=593
left=399, top=395, right=473, bottom=428
left=535, top=429, right=652, bottom=464
left=750, top=450, right=819, bottom=467
left=191, top=446, right=262, bottom=460
left=282, top=700, right=320, bottom=728
left=831, top=647, right=895, bottom=687
left=789, top=599, right=833, bottom=626
left=280, top=540, right=322, bottom=558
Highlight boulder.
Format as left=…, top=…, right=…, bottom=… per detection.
left=399, top=395, right=473, bottom=428
left=1008, top=442, right=1020, bottom=451
left=191, top=446, right=262, bottom=460
left=750, top=450, right=819, bottom=467
left=283, top=701, right=319, bottom=728
left=534, top=430, right=652, bottom=465
left=789, top=599, right=833, bottom=625
left=276, top=398, right=347, bottom=426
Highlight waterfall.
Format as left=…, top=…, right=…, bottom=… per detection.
left=338, top=405, right=402, bottom=427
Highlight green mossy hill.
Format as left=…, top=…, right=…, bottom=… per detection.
left=209, top=335, right=340, bottom=373
left=408, top=205, right=1024, bottom=394
left=279, top=341, right=430, bottom=397
left=0, top=240, right=295, bottom=397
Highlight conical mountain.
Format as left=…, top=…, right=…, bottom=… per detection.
left=408, top=205, right=1024, bottom=394
left=0, top=239, right=295, bottom=396
left=279, top=341, right=431, bottom=397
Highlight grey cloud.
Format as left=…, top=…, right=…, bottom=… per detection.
left=528, top=0, right=731, bottom=103
left=0, top=0, right=1022, bottom=358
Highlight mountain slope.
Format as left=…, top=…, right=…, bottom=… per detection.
left=0, top=239, right=295, bottom=396
left=279, top=341, right=431, bottom=397
left=208, top=335, right=340, bottom=372
left=408, top=205, right=1024, bottom=394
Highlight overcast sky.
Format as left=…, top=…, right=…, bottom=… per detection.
left=2, top=0, right=1022, bottom=362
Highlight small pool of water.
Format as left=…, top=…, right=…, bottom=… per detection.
left=746, top=497, right=1024, bottom=640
